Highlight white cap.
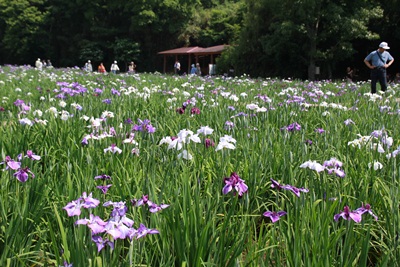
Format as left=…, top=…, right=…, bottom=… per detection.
left=114, top=61, right=117, bottom=63
left=379, top=42, right=390, bottom=49
left=88, top=60, right=91, bottom=63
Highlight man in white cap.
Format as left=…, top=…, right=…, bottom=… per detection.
left=110, top=60, right=119, bottom=74
left=364, top=41, right=394, bottom=94
left=84, top=60, right=93, bottom=72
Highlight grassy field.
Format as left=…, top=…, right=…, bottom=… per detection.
left=0, top=65, right=399, bottom=266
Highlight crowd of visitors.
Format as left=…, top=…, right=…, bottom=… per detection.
left=31, top=46, right=400, bottom=82
left=35, top=58, right=53, bottom=70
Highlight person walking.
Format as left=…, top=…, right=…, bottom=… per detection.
left=346, top=67, right=353, bottom=82
left=190, top=64, right=197, bottom=75
left=128, top=62, right=136, bottom=73
left=35, top=58, right=43, bottom=70
left=196, top=63, right=201, bottom=76
left=110, top=61, right=120, bottom=74
left=98, top=63, right=106, bottom=73
left=364, top=41, right=394, bottom=94
left=85, top=60, right=93, bottom=72
left=174, top=60, right=181, bottom=75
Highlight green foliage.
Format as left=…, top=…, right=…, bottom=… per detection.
left=179, top=1, right=244, bottom=47
left=233, top=0, right=384, bottom=79
left=0, top=0, right=49, bottom=63
left=112, top=38, right=141, bottom=65
left=79, top=42, right=105, bottom=63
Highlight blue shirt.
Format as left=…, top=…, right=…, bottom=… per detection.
left=365, top=50, right=394, bottom=67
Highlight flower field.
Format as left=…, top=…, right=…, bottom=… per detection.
left=0, top=65, right=399, bottom=266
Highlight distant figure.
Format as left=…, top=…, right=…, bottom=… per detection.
left=174, top=60, right=181, bottom=75
left=346, top=67, right=353, bottom=82
left=110, top=61, right=120, bottom=74
left=364, top=41, right=394, bottom=94
left=128, top=61, right=136, bottom=73
left=98, top=63, right=106, bottom=73
left=196, top=63, right=201, bottom=76
left=228, top=66, right=235, bottom=77
left=190, top=64, right=196, bottom=74
left=85, top=60, right=93, bottom=72
left=395, top=73, right=400, bottom=84
left=47, top=60, right=53, bottom=68
left=35, top=58, right=43, bottom=70
left=42, top=59, right=47, bottom=68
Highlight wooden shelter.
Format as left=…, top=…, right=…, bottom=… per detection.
left=158, top=45, right=228, bottom=74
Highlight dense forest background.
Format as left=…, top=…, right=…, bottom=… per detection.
left=0, top=0, right=399, bottom=80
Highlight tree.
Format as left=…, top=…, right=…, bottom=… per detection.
left=234, top=0, right=383, bottom=80
left=178, top=1, right=244, bottom=47
left=113, top=38, right=141, bottom=71
left=0, top=0, right=49, bottom=64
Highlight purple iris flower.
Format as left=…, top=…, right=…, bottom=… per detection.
left=176, top=107, right=185, bottom=114
left=124, top=118, right=133, bottom=124
left=149, top=203, right=170, bottom=213
left=92, top=235, right=114, bottom=252
left=97, top=184, right=112, bottom=194
left=304, top=139, right=313, bottom=145
left=334, top=206, right=362, bottom=223
left=111, top=88, right=120, bottom=96
left=63, top=199, right=83, bottom=217
left=131, top=195, right=169, bottom=213
left=323, top=158, right=343, bottom=168
left=81, top=138, right=88, bottom=146
left=355, top=203, right=378, bottom=221
left=103, top=201, right=128, bottom=217
left=282, top=185, right=309, bottom=197
left=104, top=217, right=132, bottom=239
left=132, top=195, right=149, bottom=207
left=134, top=223, right=160, bottom=239
left=102, top=99, right=112, bottom=104
left=1, top=156, right=21, bottom=170
left=323, top=158, right=345, bottom=178
left=270, top=179, right=308, bottom=197
left=222, top=172, right=248, bottom=196
left=204, top=138, right=215, bottom=148
left=13, top=167, right=35, bottom=182
left=263, top=211, right=287, bottom=223
left=94, top=88, right=103, bottom=95
left=315, top=128, right=325, bottom=134
left=59, top=261, right=73, bottom=267
left=281, top=122, right=301, bottom=132
left=81, top=192, right=100, bottom=208
left=190, top=107, right=200, bottom=114
left=13, top=99, right=25, bottom=106
left=25, top=150, right=41, bottom=160
left=132, top=119, right=156, bottom=133
left=326, top=167, right=346, bottom=178
left=270, top=178, right=284, bottom=190
left=344, top=119, right=354, bottom=125
left=75, top=214, right=107, bottom=234
left=94, top=174, right=112, bottom=180
left=74, top=104, right=83, bottom=111
left=224, top=121, right=235, bottom=130
left=109, top=127, right=117, bottom=136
